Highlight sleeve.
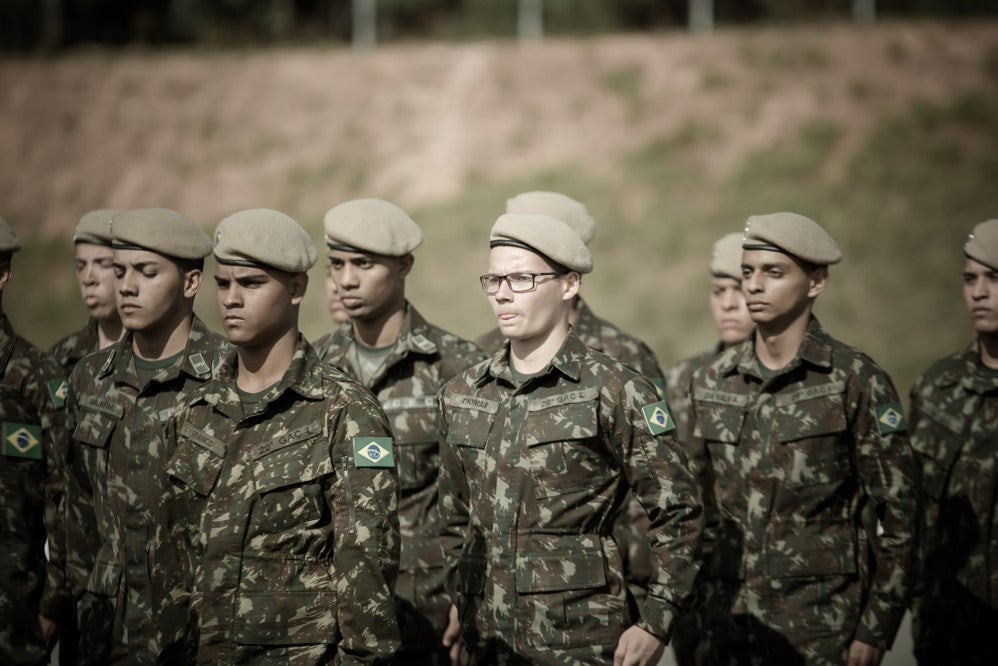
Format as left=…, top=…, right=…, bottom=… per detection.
left=615, top=377, right=704, bottom=641
left=850, top=366, right=922, bottom=649
left=330, top=391, right=401, bottom=664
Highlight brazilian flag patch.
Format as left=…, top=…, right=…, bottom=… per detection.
left=3, top=422, right=43, bottom=460
left=875, top=402, right=906, bottom=435
left=48, top=379, right=68, bottom=409
left=642, top=400, right=675, bottom=436
left=353, top=436, right=395, bottom=468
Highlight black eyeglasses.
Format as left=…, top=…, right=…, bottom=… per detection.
left=479, top=272, right=564, bottom=294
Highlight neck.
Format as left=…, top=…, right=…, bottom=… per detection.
left=509, top=320, right=570, bottom=376
left=754, top=313, right=811, bottom=371
left=236, top=327, right=299, bottom=393
left=980, top=334, right=998, bottom=369
left=568, top=296, right=581, bottom=326
left=97, top=316, right=124, bottom=350
left=353, top=300, right=406, bottom=348
left=132, top=311, right=194, bottom=361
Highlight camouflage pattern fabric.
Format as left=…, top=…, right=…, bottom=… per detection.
left=314, top=303, right=484, bottom=660
left=689, top=317, right=920, bottom=666
left=49, top=318, right=100, bottom=373
left=0, top=383, right=48, bottom=665
left=159, top=337, right=401, bottom=664
left=439, top=330, right=702, bottom=664
left=909, top=341, right=998, bottom=666
left=66, top=316, right=228, bottom=665
left=0, top=316, right=72, bottom=625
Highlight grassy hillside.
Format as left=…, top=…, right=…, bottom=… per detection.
left=3, top=20, right=998, bottom=399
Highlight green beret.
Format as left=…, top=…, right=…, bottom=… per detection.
left=710, top=232, right=744, bottom=280
left=490, top=213, right=593, bottom=274
left=111, top=208, right=211, bottom=260
left=0, top=215, right=22, bottom=254
left=742, top=212, right=842, bottom=266
left=214, top=208, right=316, bottom=273
left=965, top=219, right=998, bottom=271
left=74, top=209, right=118, bottom=246
left=505, top=191, right=597, bottom=245
left=323, top=198, right=423, bottom=257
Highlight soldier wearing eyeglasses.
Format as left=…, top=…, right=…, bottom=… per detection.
left=438, top=213, right=702, bottom=665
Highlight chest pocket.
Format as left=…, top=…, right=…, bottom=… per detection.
left=774, top=382, right=850, bottom=488
left=524, top=389, right=606, bottom=499
left=383, top=395, right=440, bottom=492
left=444, top=396, right=497, bottom=500
left=695, top=401, right=746, bottom=511
left=166, top=422, right=225, bottom=497
left=911, top=400, right=965, bottom=500
left=253, top=424, right=333, bottom=535
left=73, top=405, right=120, bottom=450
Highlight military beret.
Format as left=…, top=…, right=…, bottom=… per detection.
left=111, top=208, right=211, bottom=260
left=710, top=232, right=744, bottom=280
left=0, top=215, right=22, bottom=254
left=490, top=213, right=593, bottom=274
left=964, top=219, right=998, bottom=271
left=214, top=208, right=316, bottom=273
left=74, top=209, right=118, bottom=246
left=742, top=212, right=842, bottom=266
left=323, top=198, right=423, bottom=256
left=505, top=191, right=597, bottom=245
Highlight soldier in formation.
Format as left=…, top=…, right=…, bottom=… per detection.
left=66, top=208, right=229, bottom=664
left=909, top=218, right=998, bottom=665
left=316, top=198, right=485, bottom=664
left=689, top=212, right=921, bottom=666
left=159, top=209, right=401, bottom=663
left=439, top=213, right=702, bottom=665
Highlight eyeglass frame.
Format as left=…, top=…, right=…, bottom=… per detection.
left=479, top=271, right=566, bottom=294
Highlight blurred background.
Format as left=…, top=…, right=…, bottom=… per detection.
left=2, top=0, right=998, bottom=404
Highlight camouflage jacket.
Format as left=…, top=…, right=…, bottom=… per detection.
left=0, top=315, right=71, bottom=622
left=689, top=317, right=920, bottom=650
left=49, top=318, right=100, bottom=373
left=67, top=316, right=228, bottom=663
left=160, top=337, right=400, bottom=664
left=909, top=342, right=998, bottom=610
left=475, top=296, right=666, bottom=395
left=313, top=303, right=485, bottom=650
left=439, top=331, right=702, bottom=659
left=0, top=383, right=48, bottom=665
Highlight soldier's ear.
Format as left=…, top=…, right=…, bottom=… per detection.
left=561, top=271, right=580, bottom=302
left=397, top=253, right=414, bottom=279
left=289, top=273, right=308, bottom=305
left=0, top=261, right=10, bottom=291
left=807, top=266, right=828, bottom=299
left=182, top=268, right=203, bottom=300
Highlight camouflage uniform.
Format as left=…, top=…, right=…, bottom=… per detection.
left=439, top=330, right=702, bottom=664
left=909, top=341, right=998, bottom=665
left=689, top=317, right=920, bottom=665
left=67, top=316, right=228, bottom=664
left=0, top=384, right=48, bottom=665
left=160, top=337, right=401, bottom=664
left=49, top=318, right=101, bottom=373
left=0, top=316, right=72, bottom=630
left=313, top=303, right=485, bottom=661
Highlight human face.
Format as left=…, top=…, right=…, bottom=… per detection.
left=327, top=249, right=409, bottom=323
left=215, top=263, right=304, bottom=349
left=709, top=276, right=754, bottom=345
left=113, top=249, right=198, bottom=334
left=325, top=262, right=349, bottom=325
left=75, top=243, right=118, bottom=321
left=741, top=249, right=825, bottom=330
left=963, top=257, right=998, bottom=336
left=486, top=245, right=578, bottom=344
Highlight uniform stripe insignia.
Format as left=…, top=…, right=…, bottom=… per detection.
left=47, top=379, right=68, bottom=408
left=2, top=422, right=42, bottom=459
left=642, top=400, right=675, bottom=436
left=190, top=353, right=210, bottom=376
left=354, top=436, right=395, bottom=468
left=876, top=402, right=906, bottom=434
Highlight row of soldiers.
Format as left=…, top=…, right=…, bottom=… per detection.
left=0, top=194, right=995, bottom=665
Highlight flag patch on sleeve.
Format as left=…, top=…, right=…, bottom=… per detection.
left=642, top=400, right=675, bottom=436
left=3, top=422, right=42, bottom=459
left=875, top=403, right=906, bottom=435
left=353, top=436, right=395, bottom=468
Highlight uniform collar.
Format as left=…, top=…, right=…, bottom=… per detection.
left=956, top=340, right=998, bottom=394
left=733, top=316, right=833, bottom=380
left=482, top=329, right=586, bottom=386
left=101, top=315, right=219, bottom=387
left=324, top=302, right=438, bottom=377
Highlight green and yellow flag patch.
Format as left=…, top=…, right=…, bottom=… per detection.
left=353, top=436, right=395, bottom=468
left=48, top=379, right=68, bottom=409
left=642, top=400, right=675, bottom=436
left=3, top=422, right=42, bottom=460
left=876, top=403, right=906, bottom=435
